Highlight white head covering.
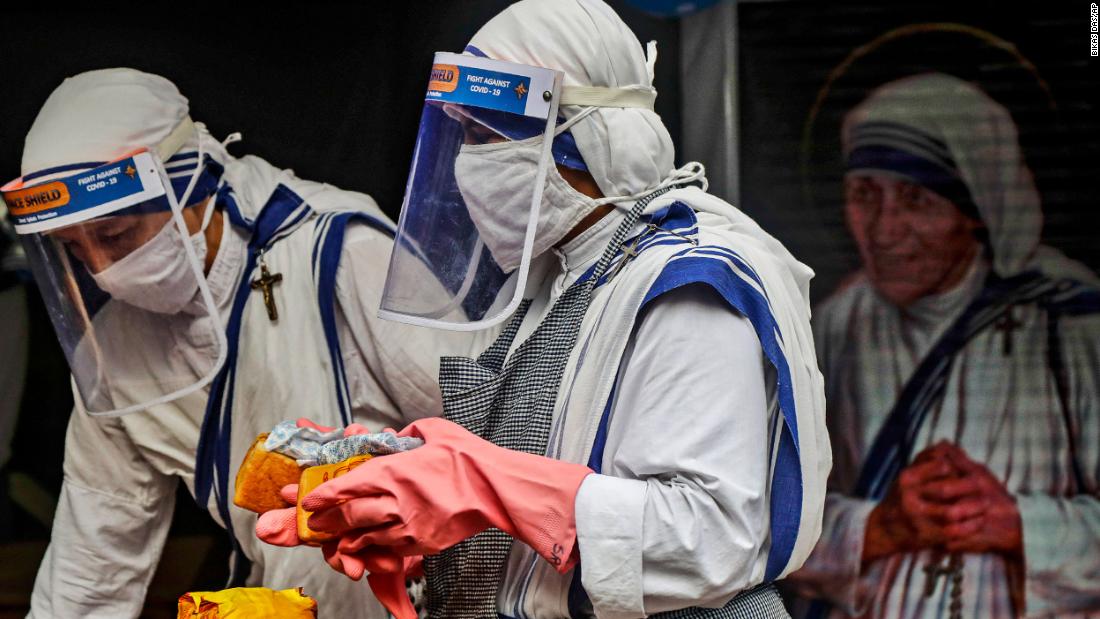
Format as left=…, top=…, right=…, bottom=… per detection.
left=19, top=66, right=240, bottom=200
left=22, top=68, right=197, bottom=177
left=842, top=72, right=1043, bottom=277
left=467, top=0, right=676, bottom=199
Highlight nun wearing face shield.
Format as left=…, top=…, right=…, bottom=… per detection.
left=4, top=69, right=478, bottom=619
left=255, top=1, right=831, bottom=617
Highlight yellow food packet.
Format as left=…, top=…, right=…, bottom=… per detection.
left=177, top=587, right=317, bottom=618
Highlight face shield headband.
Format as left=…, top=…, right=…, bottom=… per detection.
left=3, top=122, right=221, bottom=235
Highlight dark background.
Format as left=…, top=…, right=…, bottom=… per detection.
left=0, top=3, right=681, bottom=616
left=737, top=0, right=1100, bottom=302
left=0, top=3, right=683, bottom=222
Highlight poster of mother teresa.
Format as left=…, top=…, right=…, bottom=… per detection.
left=680, top=4, right=1100, bottom=618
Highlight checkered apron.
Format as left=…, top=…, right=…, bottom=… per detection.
left=425, top=188, right=789, bottom=618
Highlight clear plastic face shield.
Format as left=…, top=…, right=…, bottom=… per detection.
left=1, top=123, right=228, bottom=416
left=379, top=52, right=564, bottom=331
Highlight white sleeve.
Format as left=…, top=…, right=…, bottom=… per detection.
left=574, top=284, right=773, bottom=618
left=1016, top=313, right=1100, bottom=616
left=29, top=403, right=176, bottom=619
left=333, top=225, right=491, bottom=430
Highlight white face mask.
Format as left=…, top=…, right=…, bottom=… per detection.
left=454, top=135, right=598, bottom=273
left=91, top=218, right=206, bottom=314
left=90, top=138, right=218, bottom=316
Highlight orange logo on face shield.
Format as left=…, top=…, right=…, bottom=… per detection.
left=2, top=181, right=71, bottom=217
left=428, top=64, right=459, bottom=93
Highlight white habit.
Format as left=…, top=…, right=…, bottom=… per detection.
left=29, top=142, right=478, bottom=619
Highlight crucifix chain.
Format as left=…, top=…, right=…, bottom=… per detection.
left=608, top=222, right=698, bottom=282
left=922, top=553, right=963, bottom=618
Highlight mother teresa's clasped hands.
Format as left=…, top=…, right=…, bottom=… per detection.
left=862, top=441, right=1023, bottom=565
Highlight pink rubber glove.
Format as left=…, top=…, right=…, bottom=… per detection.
left=255, top=420, right=419, bottom=616
left=303, top=417, right=593, bottom=572
left=255, top=484, right=304, bottom=547
left=296, top=417, right=335, bottom=432
left=320, top=543, right=421, bottom=619
left=255, top=492, right=419, bottom=619
left=295, top=417, right=375, bottom=436
left=255, top=420, right=374, bottom=546
left=328, top=540, right=424, bottom=619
